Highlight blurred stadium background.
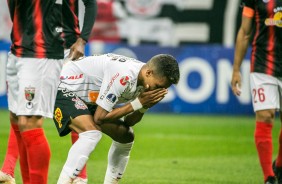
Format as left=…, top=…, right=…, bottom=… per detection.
left=0, top=0, right=270, bottom=183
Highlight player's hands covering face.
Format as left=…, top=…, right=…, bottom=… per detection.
left=138, top=88, right=168, bottom=109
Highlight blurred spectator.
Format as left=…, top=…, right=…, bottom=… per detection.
left=89, top=0, right=126, bottom=42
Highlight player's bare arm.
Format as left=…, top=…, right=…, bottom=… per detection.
left=94, top=88, right=167, bottom=125
left=231, top=15, right=253, bottom=96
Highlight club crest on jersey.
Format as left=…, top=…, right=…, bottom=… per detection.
left=25, top=87, right=35, bottom=101
left=106, top=93, right=117, bottom=104
left=265, top=7, right=282, bottom=27
left=72, top=97, right=88, bottom=110
left=54, top=107, right=63, bottom=128
left=120, top=76, right=130, bottom=86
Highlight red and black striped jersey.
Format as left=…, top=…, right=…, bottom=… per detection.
left=62, top=0, right=97, bottom=49
left=7, top=0, right=64, bottom=59
left=243, top=0, right=282, bottom=77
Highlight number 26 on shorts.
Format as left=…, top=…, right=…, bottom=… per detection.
left=252, top=88, right=265, bottom=103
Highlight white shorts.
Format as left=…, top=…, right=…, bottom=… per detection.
left=250, top=72, right=282, bottom=112
left=6, top=52, right=64, bottom=118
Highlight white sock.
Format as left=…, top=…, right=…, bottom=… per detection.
left=58, top=130, right=102, bottom=182
left=103, top=141, right=134, bottom=184
left=57, top=171, right=72, bottom=184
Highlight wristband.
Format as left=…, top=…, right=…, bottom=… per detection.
left=139, top=107, right=149, bottom=113
left=130, top=98, right=143, bottom=111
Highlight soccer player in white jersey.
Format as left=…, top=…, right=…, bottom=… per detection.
left=53, top=53, right=180, bottom=184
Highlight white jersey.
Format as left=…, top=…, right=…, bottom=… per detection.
left=59, top=53, right=145, bottom=112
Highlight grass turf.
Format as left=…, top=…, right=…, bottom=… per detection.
left=0, top=110, right=280, bottom=183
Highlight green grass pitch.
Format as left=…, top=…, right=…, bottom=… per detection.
left=0, top=110, right=280, bottom=183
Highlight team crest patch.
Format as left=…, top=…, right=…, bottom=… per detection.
left=25, top=86, right=35, bottom=109
left=54, top=107, right=63, bottom=128
left=265, top=7, right=282, bottom=27
left=25, top=86, right=35, bottom=101
left=106, top=93, right=117, bottom=104
left=72, top=97, right=88, bottom=110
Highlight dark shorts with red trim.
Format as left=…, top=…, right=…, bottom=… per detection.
left=53, top=89, right=97, bottom=137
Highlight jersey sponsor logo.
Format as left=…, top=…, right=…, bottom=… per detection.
left=120, top=76, right=130, bottom=86
left=106, top=93, right=117, bottom=104
left=88, top=90, right=99, bottom=103
left=60, top=74, right=84, bottom=80
left=61, top=89, right=76, bottom=98
left=72, top=96, right=88, bottom=110
left=54, top=107, right=63, bottom=128
left=265, top=8, right=282, bottom=27
left=100, top=73, right=120, bottom=100
left=24, top=86, right=35, bottom=101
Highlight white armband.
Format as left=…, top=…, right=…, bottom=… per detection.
left=130, top=98, right=143, bottom=111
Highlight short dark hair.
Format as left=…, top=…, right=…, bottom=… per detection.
left=148, top=54, right=180, bottom=84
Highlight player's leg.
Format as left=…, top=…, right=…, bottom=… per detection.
left=71, top=131, right=88, bottom=184
left=6, top=53, right=30, bottom=183
left=100, top=121, right=134, bottom=184
left=18, top=115, right=51, bottom=184
left=272, top=113, right=282, bottom=184
left=57, top=115, right=102, bottom=184
left=15, top=57, right=63, bottom=184
left=255, top=109, right=276, bottom=183
left=10, top=112, right=31, bottom=184
left=53, top=90, right=102, bottom=183
left=272, top=79, right=282, bottom=184
left=250, top=73, right=278, bottom=183
left=0, top=113, right=19, bottom=183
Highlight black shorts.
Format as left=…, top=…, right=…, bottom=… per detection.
left=53, top=89, right=97, bottom=137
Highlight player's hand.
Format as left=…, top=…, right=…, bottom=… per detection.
left=231, top=70, right=242, bottom=96
left=68, top=38, right=86, bottom=60
left=138, top=88, right=168, bottom=108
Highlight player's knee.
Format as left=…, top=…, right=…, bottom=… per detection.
left=79, top=130, right=102, bottom=150
left=256, top=110, right=275, bottom=123
left=125, top=130, right=135, bottom=143
left=18, top=115, right=44, bottom=131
